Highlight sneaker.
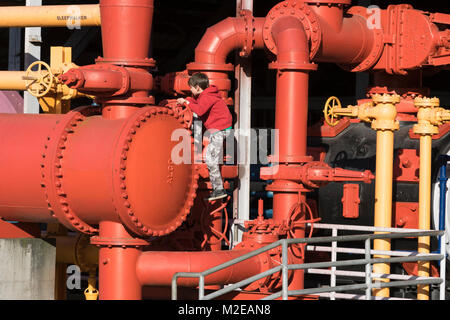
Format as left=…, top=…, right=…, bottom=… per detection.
left=207, top=189, right=227, bottom=201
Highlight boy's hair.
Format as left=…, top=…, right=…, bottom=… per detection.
left=188, top=72, right=209, bottom=90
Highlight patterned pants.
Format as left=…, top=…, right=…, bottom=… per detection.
left=205, top=130, right=231, bottom=191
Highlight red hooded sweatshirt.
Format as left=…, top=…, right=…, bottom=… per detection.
left=186, top=85, right=232, bottom=132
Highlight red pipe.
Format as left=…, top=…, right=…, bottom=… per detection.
left=60, top=0, right=156, bottom=109
left=271, top=16, right=313, bottom=161
left=192, top=16, right=265, bottom=67
left=136, top=249, right=264, bottom=287
left=99, top=0, right=154, bottom=65
left=97, top=221, right=142, bottom=300
left=307, top=3, right=376, bottom=65
left=59, top=67, right=153, bottom=96
left=0, top=106, right=198, bottom=237
left=269, top=15, right=315, bottom=292
left=314, top=14, right=375, bottom=65
left=181, top=15, right=265, bottom=100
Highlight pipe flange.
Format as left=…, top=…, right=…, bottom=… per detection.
left=371, top=93, right=401, bottom=105
left=112, top=106, right=200, bottom=238
left=268, top=61, right=318, bottom=71
left=239, top=9, right=255, bottom=58
left=90, top=236, right=150, bottom=248
left=268, top=154, right=314, bottom=164
left=266, top=180, right=312, bottom=193
left=95, top=56, right=157, bottom=69
left=263, top=0, right=322, bottom=59
left=186, top=62, right=235, bottom=72
left=41, top=106, right=101, bottom=235
left=414, top=97, right=440, bottom=108
left=337, top=6, right=384, bottom=72
left=305, top=0, right=351, bottom=5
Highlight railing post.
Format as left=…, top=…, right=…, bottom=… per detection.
left=331, top=227, right=337, bottom=300
left=282, top=240, right=289, bottom=300
left=171, top=275, right=178, bottom=300
left=365, top=238, right=372, bottom=300
left=199, top=275, right=205, bottom=300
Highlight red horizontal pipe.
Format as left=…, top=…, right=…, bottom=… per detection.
left=314, top=14, right=375, bottom=65
left=136, top=250, right=264, bottom=287
left=0, top=107, right=198, bottom=237
left=0, top=113, right=65, bottom=223
left=60, top=66, right=153, bottom=95
left=193, top=16, right=265, bottom=66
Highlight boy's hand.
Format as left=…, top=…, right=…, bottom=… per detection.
left=177, top=98, right=189, bottom=106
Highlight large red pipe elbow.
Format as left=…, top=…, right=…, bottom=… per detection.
left=182, top=14, right=265, bottom=100
left=191, top=16, right=265, bottom=68
left=136, top=250, right=265, bottom=287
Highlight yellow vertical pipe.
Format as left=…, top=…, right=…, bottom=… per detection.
left=327, top=94, right=399, bottom=298
left=418, top=134, right=432, bottom=300
left=372, top=129, right=394, bottom=297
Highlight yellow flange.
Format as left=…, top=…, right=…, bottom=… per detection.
left=369, top=94, right=400, bottom=131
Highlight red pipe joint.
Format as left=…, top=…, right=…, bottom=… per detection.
left=60, top=64, right=154, bottom=98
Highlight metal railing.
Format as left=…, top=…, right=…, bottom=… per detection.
left=171, top=223, right=446, bottom=300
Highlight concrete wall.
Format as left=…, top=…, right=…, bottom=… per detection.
left=0, top=238, right=55, bottom=300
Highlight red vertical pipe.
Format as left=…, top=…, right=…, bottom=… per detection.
left=99, top=0, right=154, bottom=62
left=0, top=114, right=64, bottom=222
left=98, top=221, right=142, bottom=300
left=272, top=17, right=311, bottom=160
left=270, top=16, right=313, bottom=292
left=274, top=71, right=309, bottom=159
left=97, top=0, right=155, bottom=116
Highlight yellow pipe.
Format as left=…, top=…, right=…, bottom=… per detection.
left=412, top=97, right=442, bottom=300
left=417, top=134, right=432, bottom=300
left=0, top=71, right=28, bottom=91
left=0, top=4, right=100, bottom=28
left=328, top=94, right=400, bottom=298
left=372, top=129, right=395, bottom=297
